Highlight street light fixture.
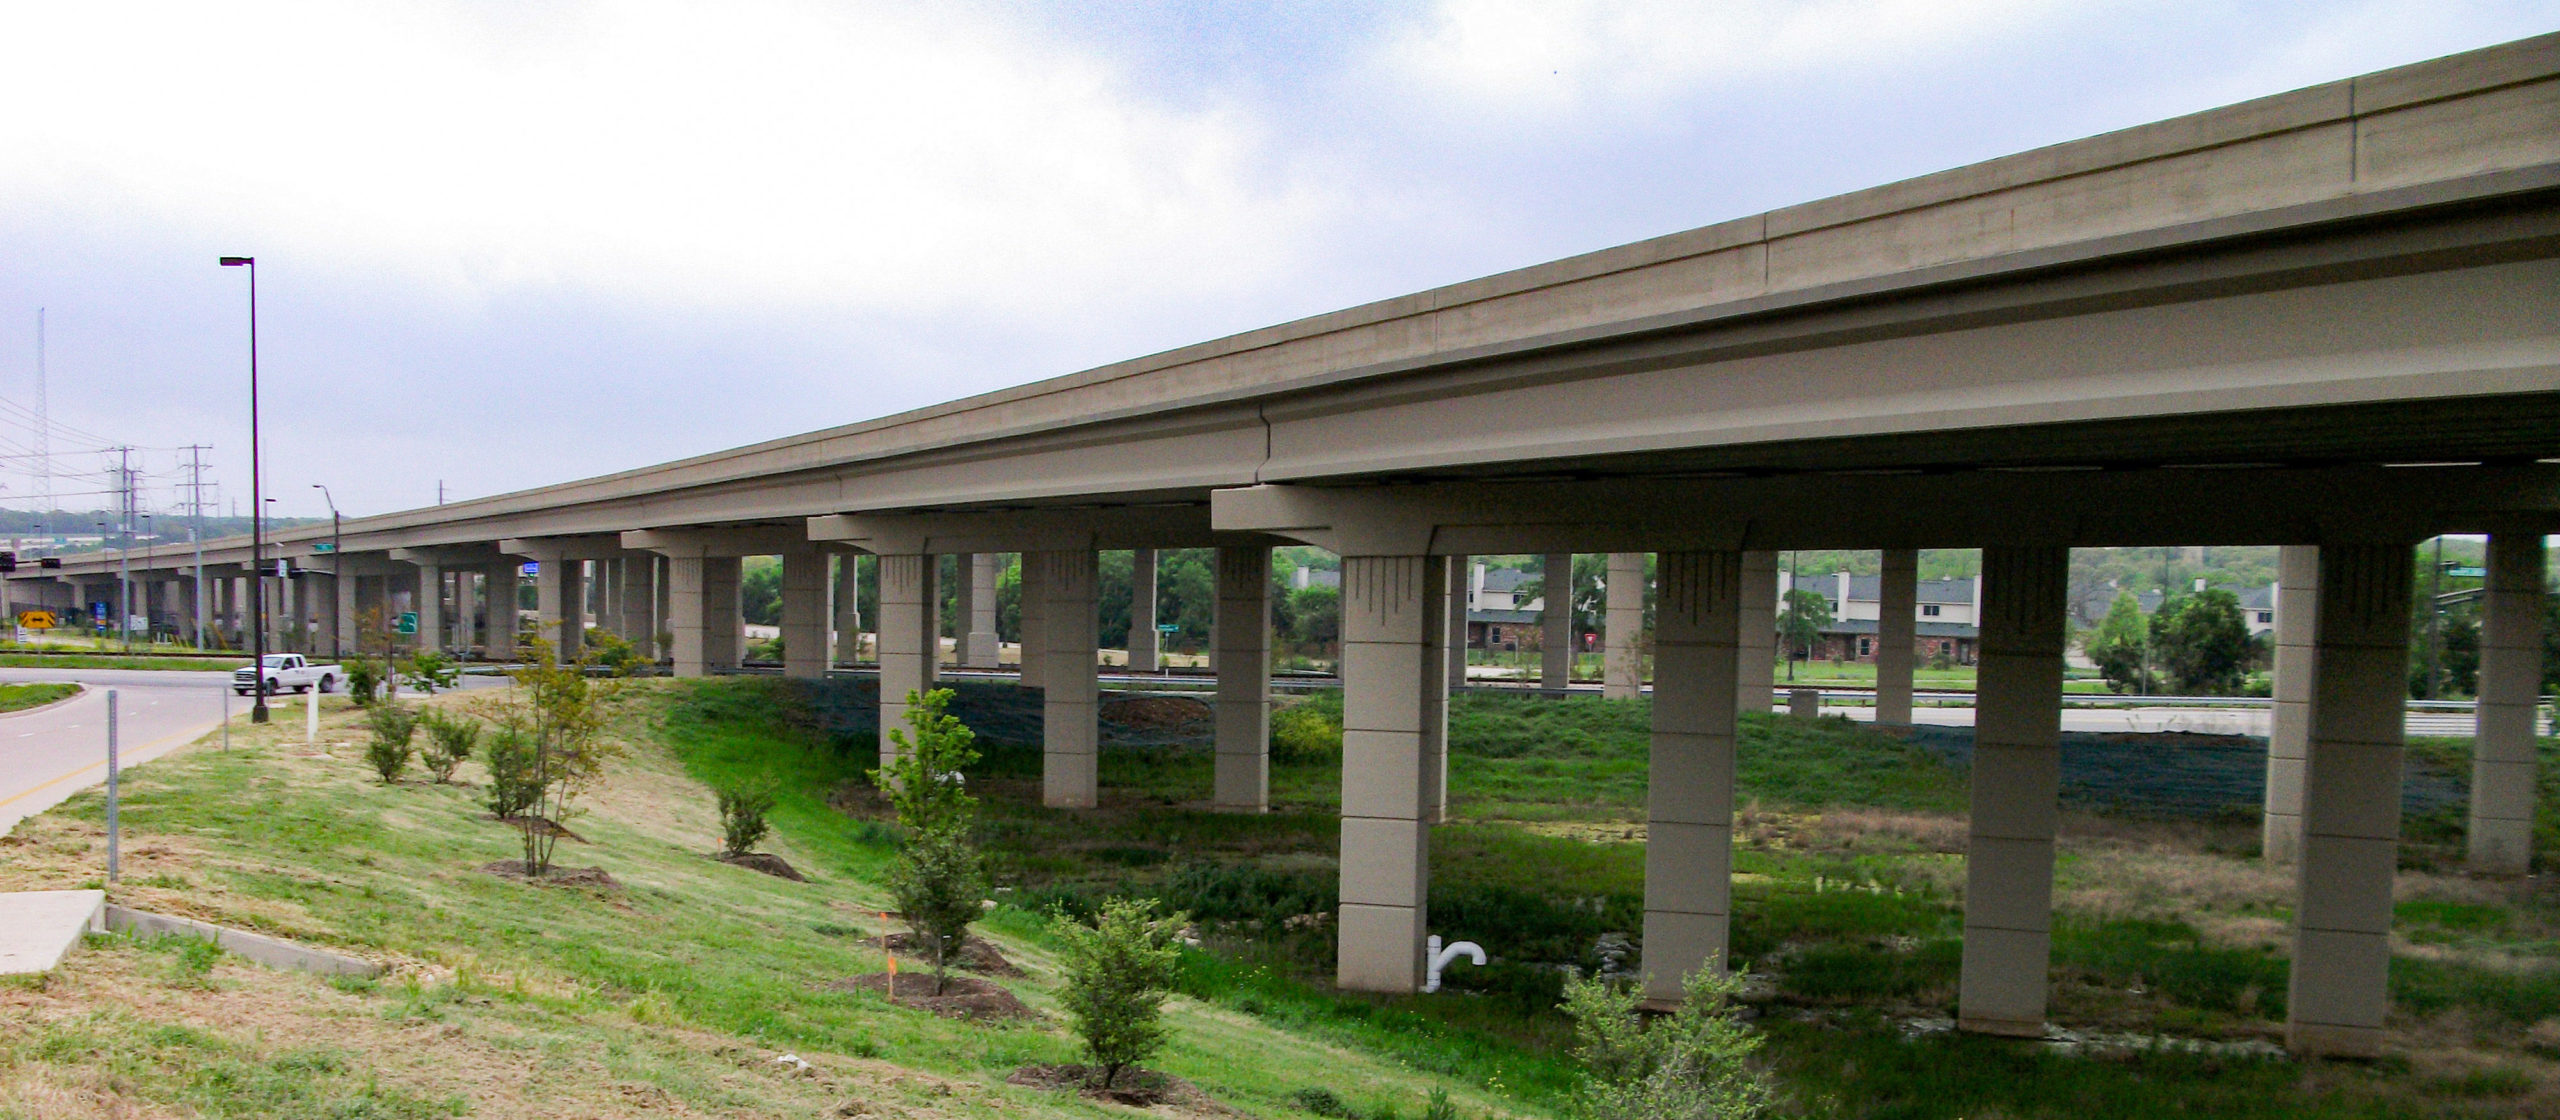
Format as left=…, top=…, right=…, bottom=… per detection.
left=220, top=255, right=269, bottom=722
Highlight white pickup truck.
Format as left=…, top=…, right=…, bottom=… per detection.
left=231, top=654, right=343, bottom=696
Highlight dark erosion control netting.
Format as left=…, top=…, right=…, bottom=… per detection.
left=781, top=677, right=1216, bottom=751
left=1897, top=724, right=2468, bottom=819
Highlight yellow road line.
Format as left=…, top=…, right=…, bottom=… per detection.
left=0, top=717, right=228, bottom=810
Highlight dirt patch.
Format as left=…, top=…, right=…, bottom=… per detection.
left=877, top=932, right=1021, bottom=976
left=713, top=851, right=806, bottom=881
left=1006, top=1063, right=1234, bottom=1112
left=1100, top=695, right=1215, bottom=734
left=479, top=860, right=618, bottom=888
left=497, top=814, right=586, bottom=843
left=828, top=972, right=1035, bottom=1021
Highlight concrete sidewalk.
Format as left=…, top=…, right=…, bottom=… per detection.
left=0, top=889, right=103, bottom=974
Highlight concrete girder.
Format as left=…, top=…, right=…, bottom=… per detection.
left=1209, top=467, right=2560, bottom=555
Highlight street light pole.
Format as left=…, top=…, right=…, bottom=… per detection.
left=221, top=255, right=269, bottom=723
left=313, top=484, right=339, bottom=658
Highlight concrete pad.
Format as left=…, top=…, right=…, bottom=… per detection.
left=0, top=889, right=104, bottom=974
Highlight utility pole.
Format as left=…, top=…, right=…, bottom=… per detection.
left=2424, top=536, right=2446, bottom=700
left=33, top=309, right=50, bottom=546
left=114, top=447, right=132, bottom=654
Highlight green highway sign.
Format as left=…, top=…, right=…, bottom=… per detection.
left=311, top=542, right=336, bottom=554
left=396, top=612, right=419, bottom=635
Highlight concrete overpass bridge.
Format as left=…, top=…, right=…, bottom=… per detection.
left=17, top=34, right=2560, bottom=1057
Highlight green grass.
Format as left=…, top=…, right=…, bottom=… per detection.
left=0, top=681, right=79, bottom=712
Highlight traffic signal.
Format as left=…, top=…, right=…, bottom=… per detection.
left=0, top=551, right=16, bottom=572
left=38, top=557, right=61, bottom=569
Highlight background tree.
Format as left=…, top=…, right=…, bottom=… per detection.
left=2083, top=590, right=2150, bottom=694
left=2150, top=588, right=2251, bottom=695
left=1776, top=588, right=1831, bottom=662
left=1285, top=584, right=1339, bottom=651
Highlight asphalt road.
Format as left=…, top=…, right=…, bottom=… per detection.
left=0, top=666, right=508, bottom=835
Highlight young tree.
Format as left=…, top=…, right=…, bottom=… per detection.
left=716, top=781, right=777, bottom=856
left=1055, top=897, right=1187, bottom=1090
left=480, top=635, right=623, bottom=875
left=868, top=688, right=985, bottom=993
left=1561, top=965, right=1773, bottom=1120
left=2083, top=590, right=2150, bottom=694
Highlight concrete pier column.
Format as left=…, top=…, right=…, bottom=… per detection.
left=533, top=556, right=584, bottom=660
left=451, top=571, right=475, bottom=652
left=1036, top=550, right=1100, bottom=808
left=2264, top=545, right=2319, bottom=863
left=307, top=574, right=335, bottom=656
left=653, top=556, right=671, bottom=659
left=781, top=549, right=829, bottom=679
left=1447, top=557, right=1470, bottom=690
left=335, top=570, right=359, bottom=656
left=484, top=563, right=519, bottom=657
left=665, top=555, right=742, bottom=677
left=2471, top=532, right=2547, bottom=874
left=415, top=562, right=444, bottom=653
left=1336, top=553, right=1445, bottom=992
left=1877, top=549, right=1918, bottom=724
left=876, top=553, right=932, bottom=767
left=2287, top=542, right=2414, bottom=1057
left=967, top=553, right=999, bottom=668
left=1541, top=552, right=1572, bottom=691
left=951, top=553, right=978, bottom=669
left=1736, top=551, right=1778, bottom=713
left=832, top=553, right=861, bottom=666
left=1019, top=554, right=1047, bottom=688
left=1642, top=550, right=1743, bottom=1003
left=703, top=557, right=741, bottom=672
left=618, top=556, right=655, bottom=653
left=1215, top=545, right=1274, bottom=812
left=1604, top=553, right=1645, bottom=699
left=1128, top=548, right=1159, bottom=673
left=1420, top=556, right=1456, bottom=823
left=1958, top=545, right=2068, bottom=1038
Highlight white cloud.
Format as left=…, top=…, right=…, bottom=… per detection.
left=0, top=0, right=1341, bottom=323
left=1373, top=0, right=2068, bottom=120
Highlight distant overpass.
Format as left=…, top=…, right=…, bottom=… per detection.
left=17, top=34, right=2560, bottom=1057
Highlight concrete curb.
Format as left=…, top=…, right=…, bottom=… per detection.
left=100, top=905, right=381, bottom=978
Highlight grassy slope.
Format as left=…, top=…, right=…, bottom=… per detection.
left=0, top=684, right=1527, bottom=1120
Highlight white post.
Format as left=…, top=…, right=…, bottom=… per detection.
left=306, top=682, right=319, bottom=743
left=105, top=689, right=119, bottom=881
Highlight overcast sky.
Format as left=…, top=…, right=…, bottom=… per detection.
left=1, top=1, right=2553, bottom=523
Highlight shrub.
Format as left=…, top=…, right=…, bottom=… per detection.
left=418, top=709, right=480, bottom=784
left=398, top=649, right=461, bottom=694
left=344, top=657, right=385, bottom=706
left=1055, top=896, right=1187, bottom=1090
left=1561, top=964, right=1772, bottom=1120
left=481, top=725, right=540, bottom=819
left=716, top=781, right=777, bottom=856
left=584, top=628, right=649, bottom=676
left=1269, top=700, right=1342, bottom=764
left=884, top=825, right=987, bottom=992
left=489, top=636, right=624, bottom=875
left=363, top=703, right=419, bottom=783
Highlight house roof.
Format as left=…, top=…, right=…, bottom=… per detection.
left=1817, top=619, right=1980, bottom=638
left=1468, top=609, right=1541, bottom=625
left=1819, top=574, right=1976, bottom=605
left=2135, top=583, right=2275, bottom=614
left=1477, top=567, right=1529, bottom=593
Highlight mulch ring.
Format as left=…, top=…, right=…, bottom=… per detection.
left=1006, top=1064, right=1233, bottom=1112
left=712, top=851, right=806, bottom=881
left=479, top=860, right=618, bottom=888
left=828, top=972, right=1037, bottom=1021
left=879, top=932, right=1022, bottom=976
left=1100, top=695, right=1215, bottom=734
left=498, top=815, right=587, bottom=843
